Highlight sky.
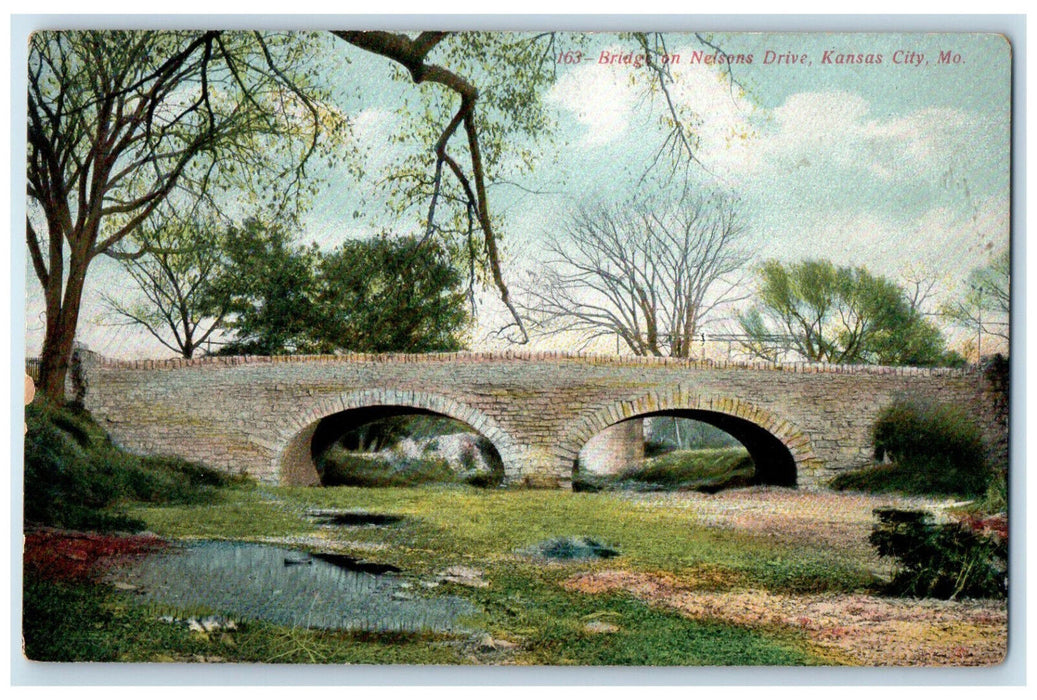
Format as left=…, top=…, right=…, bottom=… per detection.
left=22, top=30, right=1012, bottom=359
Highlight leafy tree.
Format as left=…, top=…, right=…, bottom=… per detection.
left=102, top=213, right=231, bottom=358
left=738, top=259, right=957, bottom=366
left=26, top=30, right=341, bottom=401
left=214, top=218, right=321, bottom=356
left=520, top=193, right=752, bottom=357
left=212, top=227, right=471, bottom=356
left=312, top=236, right=471, bottom=353
left=941, top=247, right=1010, bottom=356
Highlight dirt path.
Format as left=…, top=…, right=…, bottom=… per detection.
left=577, top=488, right=1008, bottom=666
left=624, top=487, right=969, bottom=563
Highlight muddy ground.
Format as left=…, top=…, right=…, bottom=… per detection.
left=570, top=488, right=1008, bottom=666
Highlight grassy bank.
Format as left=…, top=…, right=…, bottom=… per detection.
left=577, top=447, right=755, bottom=493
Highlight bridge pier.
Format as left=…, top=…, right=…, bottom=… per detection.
left=577, top=420, right=644, bottom=476
left=502, top=447, right=574, bottom=489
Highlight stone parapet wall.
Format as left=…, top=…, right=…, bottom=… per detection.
left=88, top=349, right=976, bottom=377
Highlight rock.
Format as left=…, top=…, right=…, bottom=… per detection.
left=583, top=621, right=620, bottom=634
left=477, top=634, right=518, bottom=651
left=163, top=615, right=237, bottom=634
left=439, top=565, right=489, bottom=588
left=520, top=536, right=620, bottom=561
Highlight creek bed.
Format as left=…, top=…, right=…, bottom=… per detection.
left=110, top=540, right=476, bottom=632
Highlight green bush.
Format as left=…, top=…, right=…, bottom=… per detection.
left=574, top=448, right=754, bottom=493
left=318, top=447, right=458, bottom=487
left=622, top=448, right=754, bottom=490
left=24, top=403, right=236, bottom=531
left=867, top=398, right=990, bottom=497
left=869, top=508, right=1007, bottom=599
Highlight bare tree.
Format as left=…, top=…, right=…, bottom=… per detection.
left=102, top=213, right=230, bottom=358
left=941, top=246, right=1010, bottom=352
left=520, top=193, right=752, bottom=357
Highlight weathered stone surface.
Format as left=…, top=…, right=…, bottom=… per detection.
left=77, top=350, right=1005, bottom=490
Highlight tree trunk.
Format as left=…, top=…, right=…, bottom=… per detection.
left=38, top=307, right=76, bottom=403
left=37, top=255, right=88, bottom=404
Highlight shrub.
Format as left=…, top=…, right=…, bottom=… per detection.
left=318, top=447, right=458, bottom=487
left=869, top=398, right=990, bottom=497
left=869, top=508, right=1006, bottom=599
left=621, top=448, right=754, bottom=491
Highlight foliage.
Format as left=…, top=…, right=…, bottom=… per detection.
left=521, top=192, right=752, bottom=356
left=869, top=508, right=1007, bottom=599
left=576, top=448, right=754, bottom=494
left=24, top=403, right=238, bottom=531
left=27, top=30, right=342, bottom=401
left=317, top=448, right=458, bottom=488
left=645, top=417, right=740, bottom=454
left=738, top=259, right=958, bottom=366
left=311, top=236, right=471, bottom=353
left=871, top=398, right=990, bottom=497
left=212, top=218, right=321, bottom=355
left=832, top=399, right=990, bottom=498
left=209, top=226, right=473, bottom=356
left=971, top=472, right=1008, bottom=515
left=104, top=213, right=233, bottom=358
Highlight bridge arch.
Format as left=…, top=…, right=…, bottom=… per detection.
left=275, top=388, right=523, bottom=486
left=560, top=387, right=820, bottom=488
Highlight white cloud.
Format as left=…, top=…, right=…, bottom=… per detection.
left=351, top=107, right=396, bottom=142
left=546, top=50, right=643, bottom=145
left=751, top=193, right=1009, bottom=291
left=546, top=43, right=758, bottom=153
left=726, top=91, right=979, bottom=182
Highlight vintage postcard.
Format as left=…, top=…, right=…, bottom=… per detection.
left=20, top=24, right=1013, bottom=677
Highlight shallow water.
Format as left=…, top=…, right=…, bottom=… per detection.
left=112, top=540, right=475, bottom=632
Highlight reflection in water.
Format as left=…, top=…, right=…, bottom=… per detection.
left=114, top=541, right=475, bottom=632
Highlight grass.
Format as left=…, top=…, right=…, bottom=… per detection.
left=830, top=462, right=939, bottom=496
left=260, top=486, right=875, bottom=593
left=830, top=461, right=996, bottom=502
left=43, top=483, right=880, bottom=665
left=575, top=447, right=754, bottom=493
left=456, top=568, right=821, bottom=665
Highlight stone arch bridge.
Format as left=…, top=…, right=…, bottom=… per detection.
left=77, top=350, right=1002, bottom=490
